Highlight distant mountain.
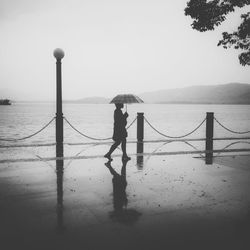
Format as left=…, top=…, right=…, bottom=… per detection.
left=139, top=83, right=250, bottom=104
left=64, top=96, right=110, bottom=104
left=68, top=83, right=250, bottom=104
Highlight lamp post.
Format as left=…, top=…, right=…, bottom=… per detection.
left=53, top=48, right=64, bottom=162
left=54, top=49, right=65, bottom=231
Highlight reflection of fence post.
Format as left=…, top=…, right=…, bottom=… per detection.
left=205, top=112, right=214, bottom=164
left=136, top=142, right=144, bottom=169
left=137, top=113, right=144, bottom=169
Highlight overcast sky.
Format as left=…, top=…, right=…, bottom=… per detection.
left=0, top=0, right=249, bottom=101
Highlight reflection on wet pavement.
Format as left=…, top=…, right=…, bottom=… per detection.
left=0, top=148, right=249, bottom=249
left=105, top=159, right=142, bottom=225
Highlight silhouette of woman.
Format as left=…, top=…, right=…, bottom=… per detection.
left=104, top=103, right=131, bottom=161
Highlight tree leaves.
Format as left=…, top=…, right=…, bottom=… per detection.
left=185, top=0, right=250, bottom=66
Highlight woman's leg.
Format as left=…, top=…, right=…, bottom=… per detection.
left=121, top=139, right=127, bottom=156
left=105, top=140, right=121, bottom=159
left=122, top=138, right=131, bottom=161
left=121, top=139, right=130, bottom=160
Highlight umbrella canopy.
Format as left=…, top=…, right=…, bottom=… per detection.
left=110, top=94, right=144, bottom=104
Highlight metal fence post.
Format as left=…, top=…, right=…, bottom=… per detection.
left=137, top=112, right=144, bottom=142
left=205, top=112, right=214, bottom=164
left=137, top=112, right=144, bottom=169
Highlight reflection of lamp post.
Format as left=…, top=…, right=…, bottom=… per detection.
left=54, top=48, right=64, bottom=161
left=56, top=161, right=64, bottom=231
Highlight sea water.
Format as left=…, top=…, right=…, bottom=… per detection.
left=0, top=103, right=250, bottom=145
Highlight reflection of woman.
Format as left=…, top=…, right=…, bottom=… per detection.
left=105, top=160, right=128, bottom=213
left=105, top=160, right=141, bottom=225
left=104, top=103, right=131, bottom=161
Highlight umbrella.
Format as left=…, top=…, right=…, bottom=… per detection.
left=110, top=94, right=144, bottom=111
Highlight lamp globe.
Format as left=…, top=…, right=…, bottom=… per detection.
left=53, top=48, right=65, bottom=60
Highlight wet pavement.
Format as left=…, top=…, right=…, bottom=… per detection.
left=0, top=143, right=250, bottom=250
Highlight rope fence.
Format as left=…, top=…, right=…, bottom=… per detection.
left=0, top=117, right=55, bottom=142
left=64, top=117, right=112, bottom=141
left=144, top=116, right=206, bottom=139
left=126, top=117, right=137, bottom=130
left=214, top=117, right=250, bottom=134
left=0, top=115, right=137, bottom=143
left=63, top=116, right=137, bottom=141
left=1, top=112, right=250, bottom=165
left=0, top=114, right=250, bottom=159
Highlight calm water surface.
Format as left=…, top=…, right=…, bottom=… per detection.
left=0, top=103, right=250, bottom=144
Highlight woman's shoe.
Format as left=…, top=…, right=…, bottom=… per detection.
left=104, top=153, right=113, bottom=161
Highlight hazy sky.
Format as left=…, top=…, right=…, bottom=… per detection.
left=0, top=0, right=249, bottom=101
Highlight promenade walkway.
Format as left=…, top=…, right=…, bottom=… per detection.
left=0, top=147, right=249, bottom=250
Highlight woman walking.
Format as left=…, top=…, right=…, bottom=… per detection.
left=104, top=103, right=131, bottom=161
